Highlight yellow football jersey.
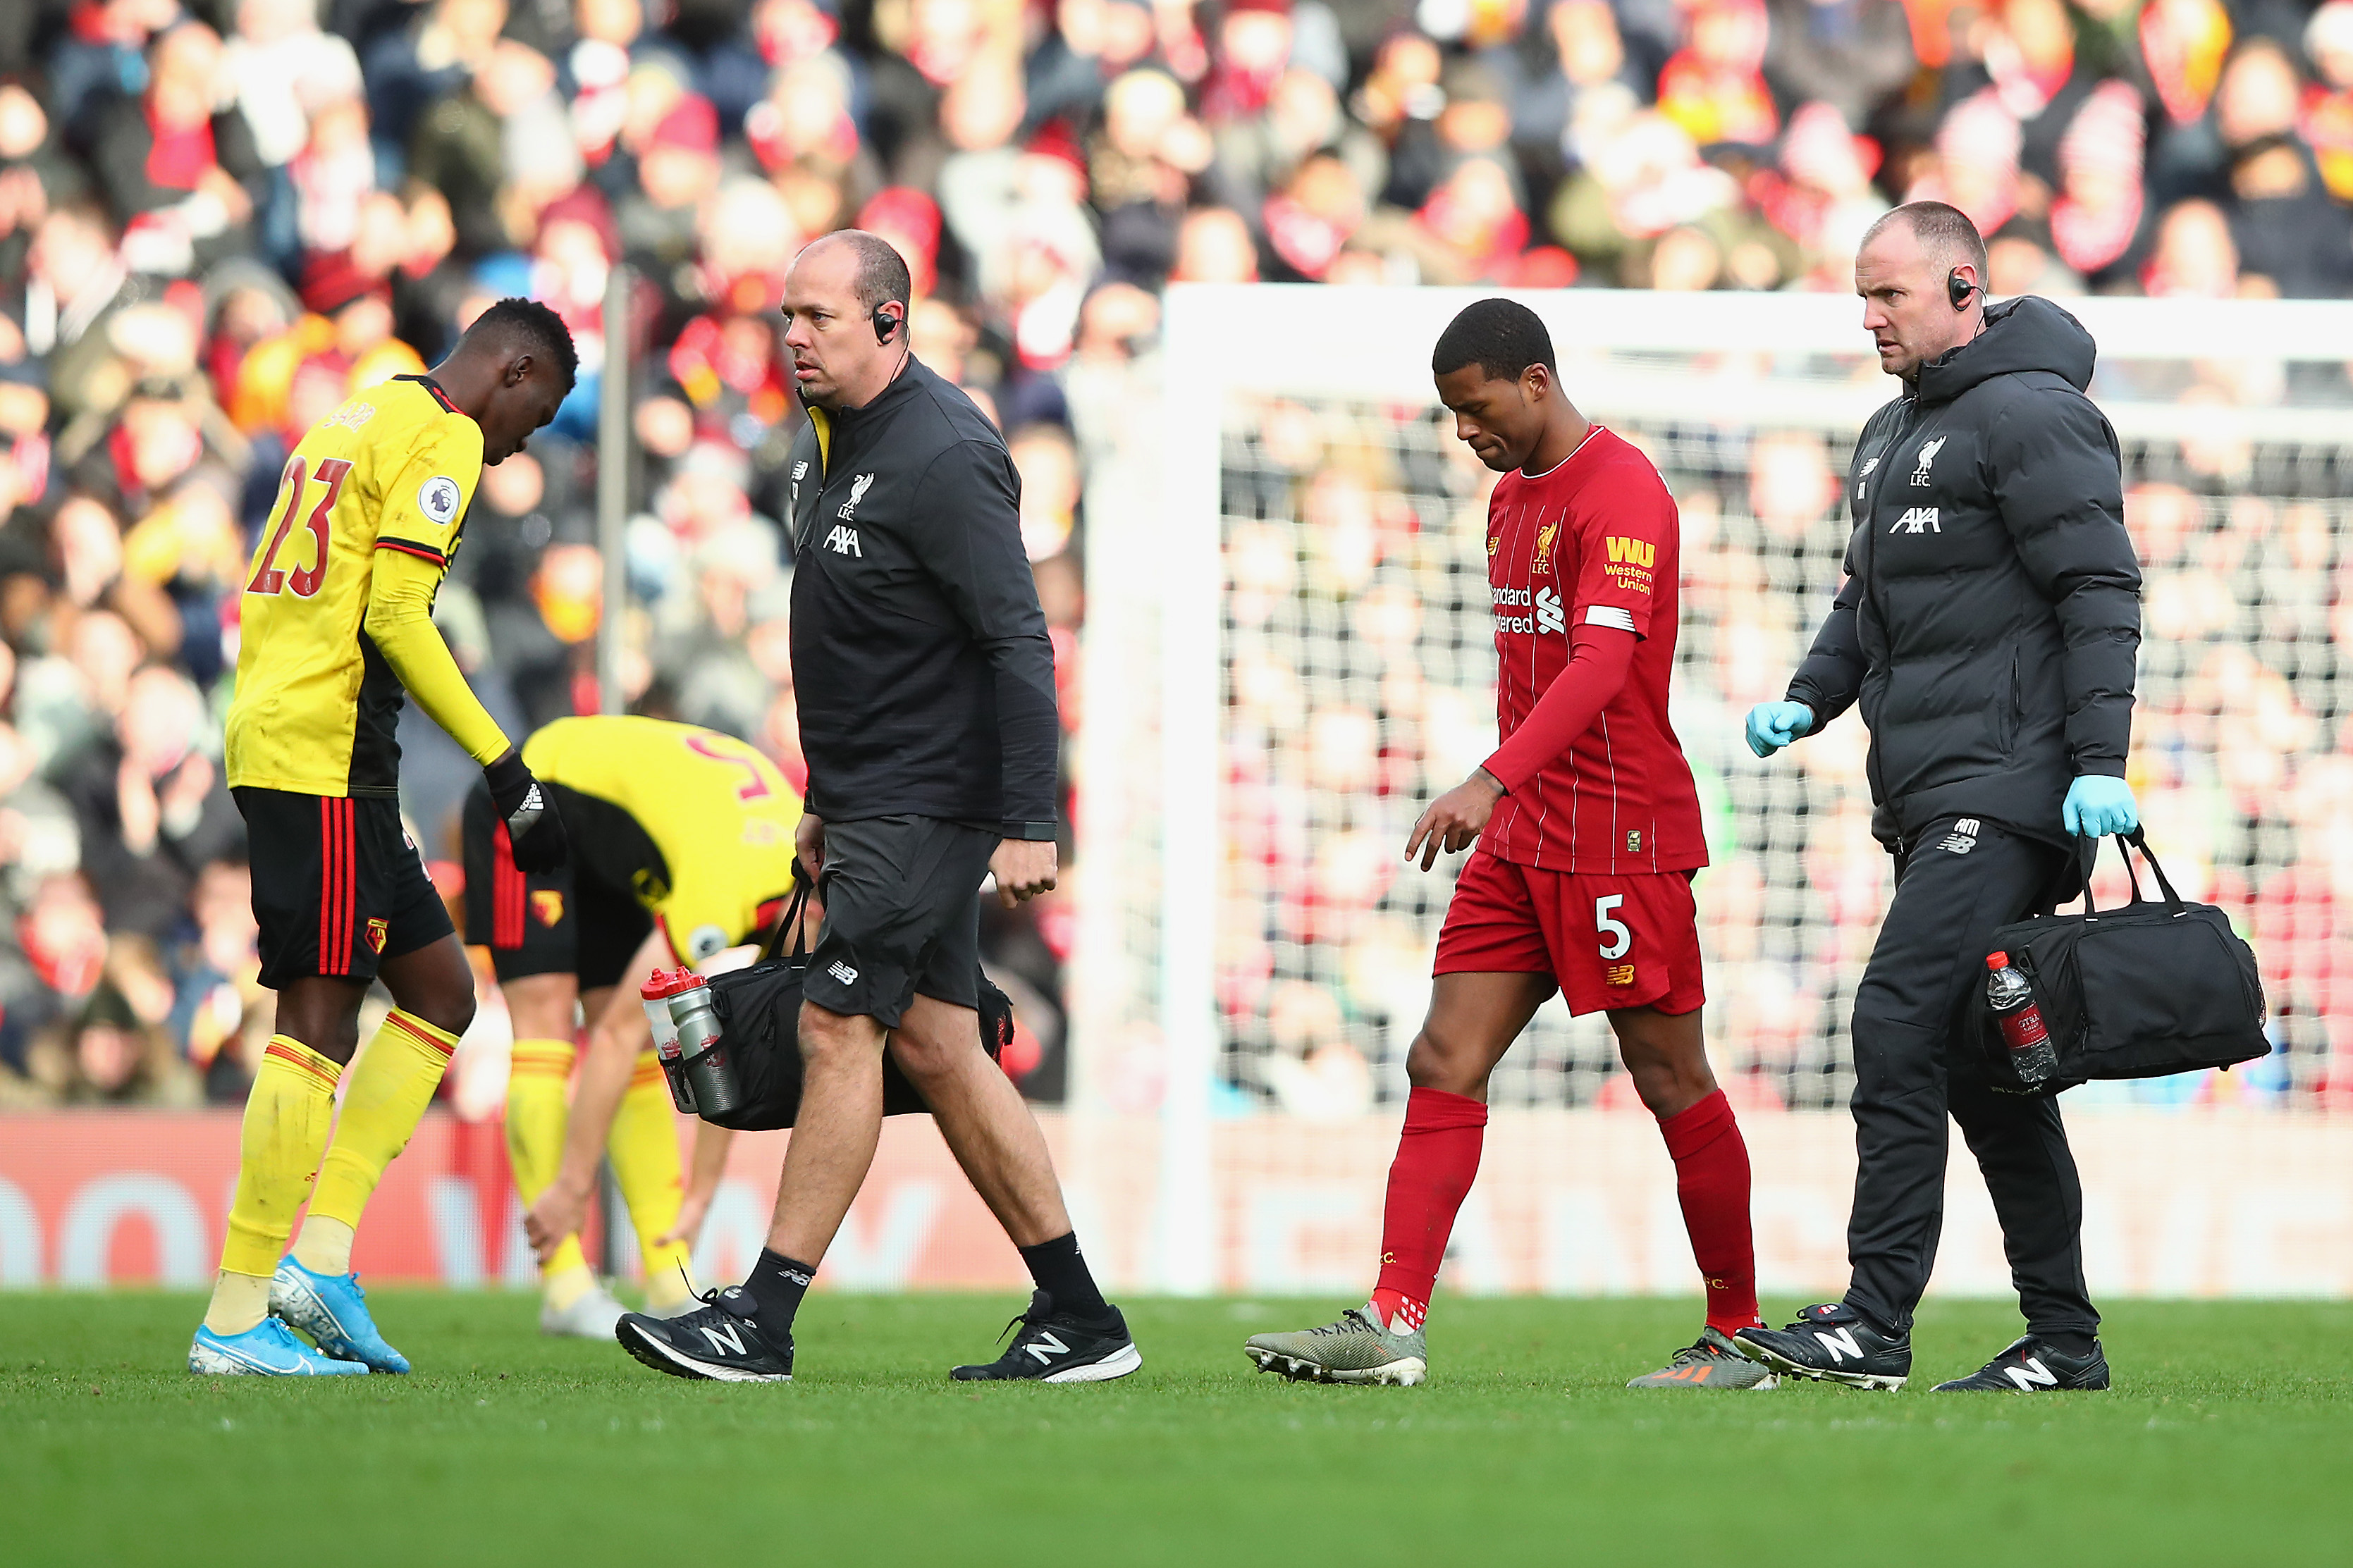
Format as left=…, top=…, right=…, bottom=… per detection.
left=522, top=717, right=805, bottom=965
left=227, top=376, right=488, bottom=796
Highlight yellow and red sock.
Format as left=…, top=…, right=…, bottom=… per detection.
left=293, top=1009, right=458, bottom=1276
left=207, top=1035, right=342, bottom=1333
left=1369, top=1087, right=1488, bottom=1333
left=505, top=1037, right=589, bottom=1290
left=609, top=1049, right=694, bottom=1308
left=1657, top=1088, right=1760, bottom=1335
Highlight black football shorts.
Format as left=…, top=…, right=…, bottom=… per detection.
left=459, top=778, right=654, bottom=992
left=234, top=786, right=455, bottom=989
left=800, top=815, right=990, bottom=1029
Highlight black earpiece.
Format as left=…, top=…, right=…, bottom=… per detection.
left=873, top=307, right=901, bottom=343
left=1948, top=268, right=1979, bottom=311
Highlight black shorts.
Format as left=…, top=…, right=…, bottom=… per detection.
left=459, top=779, right=655, bottom=992
left=234, top=786, right=455, bottom=989
left=801, top=815, right=991, bottom=1029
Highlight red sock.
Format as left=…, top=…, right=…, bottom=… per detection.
left=1368, top=1087, right=1488, bottom=1332
left=1657, top=1088, right=1759, bottom=1335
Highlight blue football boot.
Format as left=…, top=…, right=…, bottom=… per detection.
left=270, top=1257, right=411, bottom=1373
left=190, top=1317, right=371, bottom=1376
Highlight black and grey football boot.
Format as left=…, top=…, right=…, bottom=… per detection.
left=951, top=1290, right=1142, bottom=1383
left=1734, top=1302, right=1912, bottom=1390
left=1933, top=1334, right=2110, bottom=1393
left=615, top=1285, right=794, bottom=1383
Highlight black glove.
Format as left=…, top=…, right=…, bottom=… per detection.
left=484, top=749, right=568, bottom=872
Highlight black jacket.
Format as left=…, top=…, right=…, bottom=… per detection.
left=1786, top=296, right=2141, bottom=849
left=786, top=356, right=1059, bottom=837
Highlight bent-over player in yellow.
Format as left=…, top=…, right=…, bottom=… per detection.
left=191, top=300, right=576, bottom=1377
left=462, top=716, right=806, bottom=1333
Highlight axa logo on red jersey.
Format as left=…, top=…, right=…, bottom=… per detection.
left=1493, top=584, right=1566, bottom=635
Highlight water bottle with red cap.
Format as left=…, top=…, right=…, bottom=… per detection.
left=641, top=968, right=699, bottom=1113
left=1985, top=951, right=2060, bottom=1089
left=665, top=971, right=742, bottom=1116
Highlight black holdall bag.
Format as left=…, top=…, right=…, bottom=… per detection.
left=687, top=882, right=1016, bottom=1132
left=1975, top=828, right=2270, bottom=1096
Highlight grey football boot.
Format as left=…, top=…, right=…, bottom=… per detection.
left=1245, top=1304, right=1427, bottom=1385
left=1625, top=1326, right=1778, bottom=1390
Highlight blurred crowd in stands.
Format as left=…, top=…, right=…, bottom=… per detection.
left=0, top=0, right=2348, bottom=1106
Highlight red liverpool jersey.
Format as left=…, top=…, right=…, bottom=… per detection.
left=1478, top=426, right=1706, bottom=875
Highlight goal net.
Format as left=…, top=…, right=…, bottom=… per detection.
left=1069, top=285, right=2353, bottom=1291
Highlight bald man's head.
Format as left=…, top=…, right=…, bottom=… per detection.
left=1855, top=202, right=1989, bottom=382
left=782, top=229, right=916, bottom=410
left=801, top=229, right=913, bottom=319
left=1862, top=202, right=1989, bottom=287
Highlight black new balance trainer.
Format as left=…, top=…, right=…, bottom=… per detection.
left=615, top=1285, right=794, bottom=1382
left=1734, top=1302, right=1912, bottom=1390
left=950, top=1290, right=1143, bottom=1383
left=1934, top=1335, right=2110, bottom=1393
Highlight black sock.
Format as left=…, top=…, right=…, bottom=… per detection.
left=744, top=1248, right=816, bottom=1335
left=2040, top=1330, right=2096, bottom=1358
left=1019, top=1233, right=1108, bottom=1319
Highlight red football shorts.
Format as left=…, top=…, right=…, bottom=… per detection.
left=1433, top=850, right=1706, bottom=1017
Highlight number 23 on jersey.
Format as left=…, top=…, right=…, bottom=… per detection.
left=248, top=456, right=352, bottom=598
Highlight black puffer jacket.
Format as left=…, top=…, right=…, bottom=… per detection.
left=1786, top=296, right=2142, bottom=848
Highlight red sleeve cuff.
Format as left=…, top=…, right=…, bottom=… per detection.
left=376, top=538, right=450, bottom=567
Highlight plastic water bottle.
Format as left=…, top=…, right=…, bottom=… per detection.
left=641, top=969, right=696, bottom=1113
left=1985, top=952, right=2060, bottom=1088
left=667, top=974, right=742, bottom=1116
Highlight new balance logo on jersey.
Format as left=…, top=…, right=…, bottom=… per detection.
left=837, top=471, right=875, bottom=519
left=1856, top=456, right=1879, bottom=502
left=1892, top=507, right=1940, bottom=533
left=2005, top=1357, right=2059, bottom=1390
left=699, top=1321, right=748, bottom=1357
left=1535, top=586, right=1566, bottom=634
left=828, top=961, right=859, bottom=985
left=825, top=524, right=862, bottom=557
left=1912, top=436, right=1947, bottom=486
left=1024, top=1330, right=1070, bottom=1364
left=1814, top=1328, right=1864, bottom=1363
left=1939, top=817, right=1982, bottom=854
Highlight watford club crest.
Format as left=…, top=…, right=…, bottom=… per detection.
left=531, top=891, right=565, bottom=927
left=365, top=918, right=388, bottom=954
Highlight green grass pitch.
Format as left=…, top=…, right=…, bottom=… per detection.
left=4, top=1293, right=2347, bottom=1567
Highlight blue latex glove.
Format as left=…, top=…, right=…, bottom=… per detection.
left=1745, top=701, right=1816, bottom=758
left=2062, top=774, right=2139, bottom=838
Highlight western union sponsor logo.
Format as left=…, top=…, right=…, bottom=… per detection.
left=1605, top=536, right=1654, bottom=567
